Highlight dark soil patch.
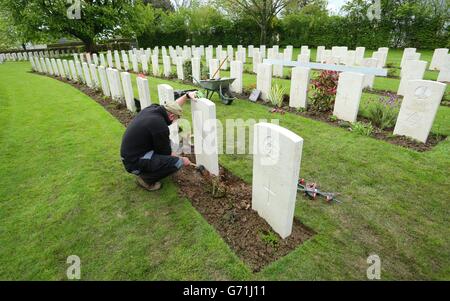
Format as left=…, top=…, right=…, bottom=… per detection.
left=36, top=72, right=315, bottom=273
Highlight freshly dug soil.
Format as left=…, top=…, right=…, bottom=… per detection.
left=39, top=72, right=315, bottom=272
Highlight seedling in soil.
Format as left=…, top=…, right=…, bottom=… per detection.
left=260, top=230, right=279, bottom=249
left=210, top=176, right=226, bottom=198
left=329, top=115, right=338, bottom=122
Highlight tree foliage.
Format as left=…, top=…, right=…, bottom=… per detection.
left=0, top=0, right=139, bottom=52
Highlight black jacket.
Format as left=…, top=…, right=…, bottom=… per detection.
left=120, top=104, right=172, bottom=164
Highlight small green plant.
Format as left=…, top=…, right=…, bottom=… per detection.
left=352, top=121, right=374, bottom=136
left=365, top=93, right=400, bottom=129
left=260, top=230, right=279, bottom=248
left=268, top=84, right=285, bottom=107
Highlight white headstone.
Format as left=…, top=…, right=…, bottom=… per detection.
left=99, top=53, right=106, bottom=67
left=163, top=55, right=171, bottom=77
left=273, top=52, right=284, bottom=78
left=93, top=53, right=99, bottom=66
left=136, top=76, right=152, bottom=109
left=41, top=58, right=48, bottom=74
left=157, top=84, right=174, bottom=105
left=151, top=54, right=159, bottom=76
left=98, top=66, right=110, bottom=96
left=122, top=52, right=129, bottom=71
left=289, top=67, right=310, bottom=109
left=56, top=59, right=66, bottom=78
left=361, top=58, right=378, bottom=88
left=372, top=51, right=387, bottom=68
left=260, top=45, right=266, bottom=58
left=107, top=50, right=114, bottom=68
left=429, top=48, right=449, bottom=71
left=45, top=58, right=54, bottom=75
left=63, top=60, right=71, bottom=80
left=400, top=48, right=416, bottom=68
left=253, top=50, right=262, bottom=73
left=69, top=60, right=78, bottom=82
left=89, top=64, right=100, bottom=89
left=252, top=122, right=303, bottom=239
left=82, top=62, right=93, bottom=88
left=437, top=55, right=450, bottom=82
left=191, top=98, right=219, bottom=176
left=121, top=72, right=137, bottom=112
left=191, top=57, right=200, bottom=83
left=220, top=50, right=228, bottom=70
left=51, top=59, right=59, bottom=76
left=114, top=51, right=121, bottom=70
left=393, top=80, right=446, bottom=143
left=141, top=54, right=149, bottom=74
left=333, top=72, right=365, bottom=123
left=176, top=57, right=184, bottom=80
left=355, top=47, right=365, bottom=65
left=316, top=46, right=325, bottom=63
left=256, top=63, right=272, bottom=101
left=397, top=60, right=427, bottom=96
left=297, top=53, right=309, bottom=64
left=130, top=51, right=139, bottom=73
left=230, top=60, right=243, bottom=94
left=344, top=50, right=356, bottom=66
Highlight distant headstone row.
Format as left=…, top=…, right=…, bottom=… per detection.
left=0, top=49, right=78, bottom=63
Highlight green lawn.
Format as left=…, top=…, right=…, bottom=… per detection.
left=1, top=60, right=449, bottom=280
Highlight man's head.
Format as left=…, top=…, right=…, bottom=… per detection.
left=163, top=101, right=183, bottom=122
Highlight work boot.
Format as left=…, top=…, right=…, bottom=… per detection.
left=136, top=177, right=162, bottom=191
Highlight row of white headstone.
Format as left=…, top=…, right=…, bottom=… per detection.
left=255, top=62, right=446, bottom=143
left=73, top=49, right=246, bottom=95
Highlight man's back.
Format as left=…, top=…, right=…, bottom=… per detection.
left=120, top=104, right=172, bottom=163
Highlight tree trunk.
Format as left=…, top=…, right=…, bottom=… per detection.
left=83, top=37, right=97, bottom=53
left=260, top=23, right=267, bottom=45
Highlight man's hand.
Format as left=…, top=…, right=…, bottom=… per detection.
left=187, top=91, right=197, bottom=100
left=181, top=157, right=191, bottom=167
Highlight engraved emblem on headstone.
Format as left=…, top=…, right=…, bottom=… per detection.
left=414, top=86, right=431, bottom=99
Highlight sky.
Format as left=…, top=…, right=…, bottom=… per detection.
left=327, top=0, right=349, bottom=14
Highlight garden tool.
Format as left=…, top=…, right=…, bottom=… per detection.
left=297, top=178, right=342, bottom=204
left=189, top=162, right=207, bottom=175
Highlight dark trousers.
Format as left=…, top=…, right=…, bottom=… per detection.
left=123, top=152, right=182, bottom=185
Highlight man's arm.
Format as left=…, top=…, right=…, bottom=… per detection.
left=175, top=91, right=197, bottom=107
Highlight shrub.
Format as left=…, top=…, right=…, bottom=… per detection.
left=268, top=84, right=285, bottom=107
left=365, top=94, right=400, bottom=130
left=309, top=70, right=339, bottom=113
left=352, top=122, right=374, bottom=136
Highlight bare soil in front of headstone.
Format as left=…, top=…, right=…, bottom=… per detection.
left=41, top=73, right=315, bottom=272
left=172, top=157, right=314, bottom=272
